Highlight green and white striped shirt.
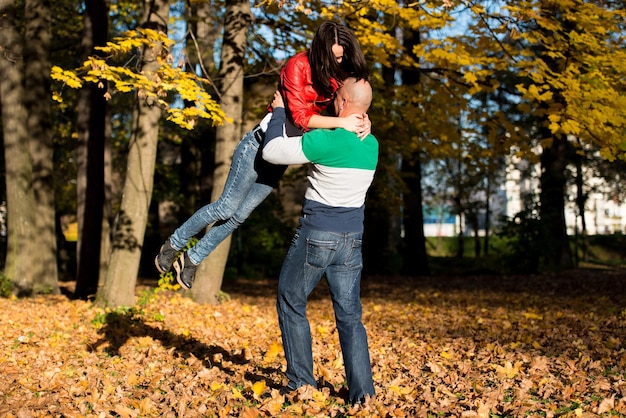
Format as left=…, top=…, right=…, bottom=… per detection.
left=263, top=107, right=378, bottom=232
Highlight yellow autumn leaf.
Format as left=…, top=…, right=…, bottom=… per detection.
left=50, top=66, right=83, bottom=88
left=440, top=350, right=453, bottom=359
left=127, top=373, right=138, bottom=386
left=333, top=355, right=344, bottom=369
left=538, top=90, right=553, bottom=101
left=285, top=404, right=304, bottom=415
left=263, top=341, right=282, bottom=363
left=523, top=312, right=543, bottom=320
left=317, top=364, right=332, bottom=382
left=232, top=386, right=244, bottom=399
left=139, top=397, right=155, bottom=415
left=251, top=380, right=267, bottom=399
left=549, top=121, right=561, bottom=134
left=102, top=383, right=116, bottom=395
left=317, top=325, right=329, bottom=337
left=562, top=119, right=581, bottom=135
left=312, top=389, right=327, bottom=403
left=463, top=71, right=478, bottom=85
left=548, top=113, right=561, bottom=123
left=527, top=84, right=540, bottom=99
left=210, top=381, right=226, bottom=391
left=390, top=385, right=414, bottom=395
left=493, top=361, right=523, bottom=378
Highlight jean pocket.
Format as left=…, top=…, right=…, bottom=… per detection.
left=345, top=239, right=363, bottom=268
left=305, top=238, right=337, bottom=269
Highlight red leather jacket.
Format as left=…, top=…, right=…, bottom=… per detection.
left=279, top=51, right=339, bottom=131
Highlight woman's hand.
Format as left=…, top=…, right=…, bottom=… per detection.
left=271, top=90, right=284, bottom=109
left=341, top=113, right=371, bottom=139
left=359, top=113, right=372, bottom=139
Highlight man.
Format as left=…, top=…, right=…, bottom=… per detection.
left=262, top=77, right=378, bottom=404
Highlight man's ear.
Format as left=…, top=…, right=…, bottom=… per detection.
left=339, top=97, right=348, bottom=111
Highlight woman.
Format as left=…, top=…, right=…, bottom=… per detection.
left=155, top=21, right=370, bottom=289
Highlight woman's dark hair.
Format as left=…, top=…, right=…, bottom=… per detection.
left=309, top=21, right=369, bottom=98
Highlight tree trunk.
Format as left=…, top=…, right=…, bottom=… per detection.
left=0, top=0, right=38, bottom=295
left=75, top=0, right=109, bottom=299
left=180, top=0, right=220, bottom=222
left=400, top=26, right=430, bottom=276
left=401, top=157, right=430, bottom=275
left=472, top=217, right=480, bottom=259
left=483, top=174, right=491, bottom=256
left=539, top=133, right=573, bottom=271
left=100, top=111, right=112, bottom=286
left=574, top=151, right=587, bottom=262
left=363, top=22, right=402, bottom=275
left=191, top=0, right=251, bottom=304
left=24, top=0, right=59, bottom=294
left=535, top=3, right=573, bottom=271
left=97, top=0, right=169, bottom=307
left=456, top=210, right=465, bottom=259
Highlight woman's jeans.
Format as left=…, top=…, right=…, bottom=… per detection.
left=276, top=226, right=375, bottom=403
left=169, top=125, right=286, bottom=265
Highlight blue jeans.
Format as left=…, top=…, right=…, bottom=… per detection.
left=170, top=127, right=286, bottom=265
left=276, top=226, right=375, bottom=403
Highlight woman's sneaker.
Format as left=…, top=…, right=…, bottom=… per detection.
left=173, top=253, right=198, bottom=289
left=154, top=239, right=177, bottom=274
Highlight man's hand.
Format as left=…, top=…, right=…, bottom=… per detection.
left=271, top=90, right=284, bottom=109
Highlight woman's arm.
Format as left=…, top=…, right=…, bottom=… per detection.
left=263, top=91, right=309, bottom=165
left=307, top=113, right=370, bottom=138
left=280, top=53, right=319, bottom=129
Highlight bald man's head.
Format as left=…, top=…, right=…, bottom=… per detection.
left=334, top=77, right=372, bottom=117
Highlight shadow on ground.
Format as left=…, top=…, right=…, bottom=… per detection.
left=222, top=267, right=626, bottom=312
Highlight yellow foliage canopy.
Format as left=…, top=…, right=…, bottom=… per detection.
left=51, top=28, right=230, bottom=130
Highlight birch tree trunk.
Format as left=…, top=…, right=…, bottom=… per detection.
left=0, top=0, right=38, bottom=295
left=191, top=0, right=251, bottom=304
left=97, top=0, right=169, bottom=307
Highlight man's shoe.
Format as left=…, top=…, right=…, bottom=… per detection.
left=173, top=253, right=198, bottom=289
left=155, top=239, right=177, bottom=274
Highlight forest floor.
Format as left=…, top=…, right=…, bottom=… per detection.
left=1, top=268, right=626, bottom=417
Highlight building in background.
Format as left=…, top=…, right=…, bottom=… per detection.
left=423, top=154, right=626, bottom=237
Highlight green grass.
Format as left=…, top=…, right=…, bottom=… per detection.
left=425, top=234, right=625, bottom=274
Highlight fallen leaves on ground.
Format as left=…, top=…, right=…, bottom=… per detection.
left=1, top=269, right=626, bottom=417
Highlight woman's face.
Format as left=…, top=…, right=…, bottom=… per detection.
left=332, top=43, right=344, bottom=64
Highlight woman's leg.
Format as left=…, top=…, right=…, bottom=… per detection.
left=184, top=145, right=288, bottom=264
left=169, top=130, right=262, bottom=250
left=187, top=182, right=274, bottom=264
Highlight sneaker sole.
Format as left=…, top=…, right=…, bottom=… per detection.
left=173, top=257, right=192, bottom=290
left=154, top=255, right=169, bottom=274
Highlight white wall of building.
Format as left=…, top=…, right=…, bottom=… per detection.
left=423, top=155, right=626, bottom=237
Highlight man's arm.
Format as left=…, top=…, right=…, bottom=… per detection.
left=262, top=91, right=309, bottom=165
